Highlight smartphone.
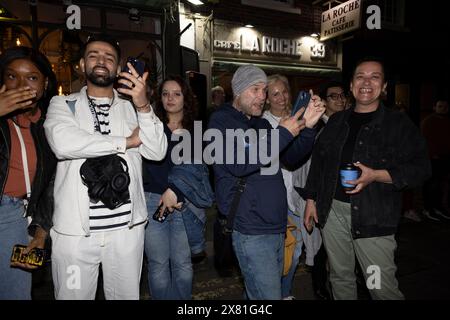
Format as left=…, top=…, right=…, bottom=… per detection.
left=120, top=57, right=146, bottom=89
left=152, top=203, right=169, bottom=223
left=291, top=91, right=311, bottom=118
left=10, top=244, right=45, bottom=267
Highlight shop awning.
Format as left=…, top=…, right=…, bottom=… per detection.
left=213, top=58, right=341, bottom=77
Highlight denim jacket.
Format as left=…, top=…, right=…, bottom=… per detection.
left=168, top=163, right=214, bottom=208
left=305, top=104, right=431, bottom=238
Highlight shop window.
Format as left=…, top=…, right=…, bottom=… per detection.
left=0, top=26, right=32, bottom=54
left=241, top=0, right=301, bottom=14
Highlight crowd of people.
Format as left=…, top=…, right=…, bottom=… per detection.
left=0, top=33, right=445, bottom=300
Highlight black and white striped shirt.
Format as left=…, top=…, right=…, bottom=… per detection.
left=89, top=200, right=132, bottom=232
left=88, top=96, right=131, bottom=232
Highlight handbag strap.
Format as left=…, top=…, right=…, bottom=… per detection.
left=224, top=177, right=246, bottom=232
left=12, top=122, right=32, bottom=219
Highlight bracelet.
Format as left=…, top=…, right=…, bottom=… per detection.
left=136, top=101, right=150, bottom=110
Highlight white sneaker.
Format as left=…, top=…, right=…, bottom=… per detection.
left=404, top=210, right=422, bottom=222
left=422, top=209, right=441, bottom=221
left=434, top=209, right=450, bottom=220
left=282, top=295, right=296, bottom=300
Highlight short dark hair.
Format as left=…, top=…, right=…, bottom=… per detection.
left=82, top=33, right=121, bottom=60
left=319, top=80, right=345, bottom=100
left=352, top=56, right=386, bottom=81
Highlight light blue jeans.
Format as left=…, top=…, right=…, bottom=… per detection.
left=281, top=210, right=303, bottom=298
left=232, top=230, right=284, bottom=300
left=0, top=195, right=31, bottom=300
left=181, top=202, right=206, bottom=255
left=144, top=192, right=193, bottom=300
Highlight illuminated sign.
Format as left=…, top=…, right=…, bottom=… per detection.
left=214, top=36, right=304, bottom=57
left=320, top=0, right=361, bottom=41
left=213, top=22, right=337, bottom=66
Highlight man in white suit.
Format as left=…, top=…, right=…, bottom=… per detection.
left=44, top=34, right=167, bottom=300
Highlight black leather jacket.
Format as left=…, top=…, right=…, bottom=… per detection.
left=305, top=104, right=431, bottom=239
left=0, top=114, right=56, bottom=235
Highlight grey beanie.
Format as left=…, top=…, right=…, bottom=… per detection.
left=231, top=65, right=267, bottom=96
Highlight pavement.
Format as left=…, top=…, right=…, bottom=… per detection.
left=31, top=206, right=450, bottom=300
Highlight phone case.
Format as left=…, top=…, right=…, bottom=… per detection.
left=119, top=57, right=146, bottom=90
left=10, top=244, right=45, bottom=267
left=123, top=57, right=145, bottom=77
left=292, top=91, right=311, bottom=117
left=152, top=204, right=169, bottom=223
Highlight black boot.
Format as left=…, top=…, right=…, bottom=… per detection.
left=312, top=244, right=332, bottom=300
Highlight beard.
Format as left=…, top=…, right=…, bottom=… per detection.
left=85, top=66, right=116, bottom=87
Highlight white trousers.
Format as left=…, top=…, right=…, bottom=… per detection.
left=50, top=224, right=145, bottom=300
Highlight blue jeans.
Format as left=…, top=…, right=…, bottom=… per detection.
left=0, top=195, right=31, bottom=300
left=181, top=202, right=206, bottom=255
left=281, top=210, right=303, bottom=298
left=232, top=230, right=284, bottom=300
left=144, top=192, right=193, bottom=300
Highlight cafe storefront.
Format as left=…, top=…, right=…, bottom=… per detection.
left=211, top=19, right=342, bottom=100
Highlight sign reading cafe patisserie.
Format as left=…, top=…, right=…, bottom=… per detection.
left=320, top=0, right=362, bottom=41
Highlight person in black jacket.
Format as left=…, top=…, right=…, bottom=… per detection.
left=0, top=46, right=57, bottom=299
left=304, top=57, right=431, bottom=300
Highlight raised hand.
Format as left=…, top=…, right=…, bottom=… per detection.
left=117, top=63, right=150, bottom=112
left=0, top=85, right=37, bottom=117
left=303, top=90, right=325, bottom=128
left=279, top=107, right=307, bottom=137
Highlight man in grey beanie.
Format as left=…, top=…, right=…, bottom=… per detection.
left=208, top=65, right=326, bottom=299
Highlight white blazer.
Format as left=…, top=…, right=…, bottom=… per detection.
left=44, top=86, right=167, bottom=236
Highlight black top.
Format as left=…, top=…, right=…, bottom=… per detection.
left=142, top=124, right=184, bottom=200
left=334, top=110, right=376, bottom=203
left=142, top=122, right=203, bottom=201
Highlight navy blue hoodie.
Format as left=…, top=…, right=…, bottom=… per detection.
left=208, top=104, right=316, bottom=235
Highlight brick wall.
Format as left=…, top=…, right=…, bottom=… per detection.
left=194, top=0, right=321, bottom=34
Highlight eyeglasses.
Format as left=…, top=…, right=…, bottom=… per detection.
left=327, top=93, right=347, bottom=101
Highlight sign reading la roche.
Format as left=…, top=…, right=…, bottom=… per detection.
left=320, top=0, right=361, bottom=41
left=213, top=22, right=338, bottom=67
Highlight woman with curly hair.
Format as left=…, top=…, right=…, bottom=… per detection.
left=142, top=75, right=206, bottom=299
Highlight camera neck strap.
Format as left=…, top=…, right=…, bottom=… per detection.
left=86, top=93, right=114, bottom=133
left=12, top=122, right=31, bottom=217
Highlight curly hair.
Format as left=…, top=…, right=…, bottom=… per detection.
left=154, top=75, right=198, bottom=132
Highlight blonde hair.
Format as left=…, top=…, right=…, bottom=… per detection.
left=265, top=74, right=292, bottom=112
